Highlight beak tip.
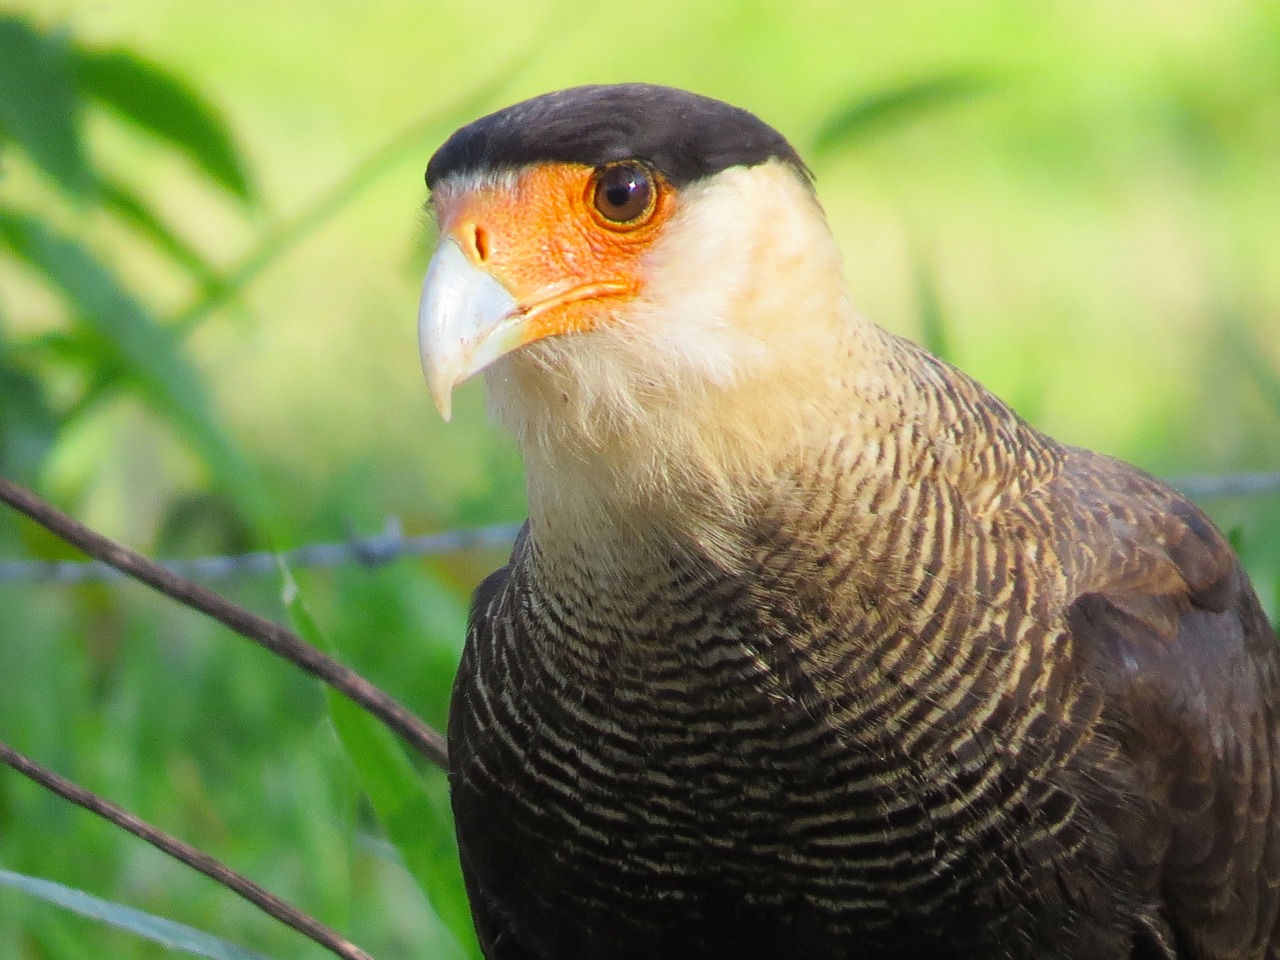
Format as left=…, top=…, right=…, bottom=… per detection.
left=422, top=360, right=456, bottom=423
left=434, top=393, right=454, bottom=423
left=417, top=236, right=519, bottom=425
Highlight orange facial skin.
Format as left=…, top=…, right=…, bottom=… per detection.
left=432, top=162, right=678, bottom=347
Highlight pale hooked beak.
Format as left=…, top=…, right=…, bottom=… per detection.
left=417, top=239, right=521, bottom=421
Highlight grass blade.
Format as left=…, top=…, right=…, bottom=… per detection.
left=1222, top=318, right=1280, bottom=424
left=282, top=575, right=477, bottom=959
left=912, top=243, right=951, bottom=362
left=0, top=869, right=273, bottom=960
left=813, top=71, right=997, bottom=157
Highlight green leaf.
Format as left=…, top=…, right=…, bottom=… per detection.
left=813, top=72, right=997, bottom=157
left=0, top=15, right=93, bottom=196
left=0, top=343, right=59, bottom=483
left=0, top=869, right=272, bottom=960
left=283, top=575, right=477, bottom=960
left=73, top=46, right=253, bottom=201
left=0, top=207, right=271, bottom=530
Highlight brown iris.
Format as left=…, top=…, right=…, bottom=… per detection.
left=590, top=162, right=656, bottom=227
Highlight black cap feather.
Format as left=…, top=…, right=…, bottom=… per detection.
left=425, top=83, right=809, bottom=190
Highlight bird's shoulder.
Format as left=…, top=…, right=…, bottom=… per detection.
left=1043, top=446, right=1276, bottom=706
left=1039, top=448, right=1280, bottom=959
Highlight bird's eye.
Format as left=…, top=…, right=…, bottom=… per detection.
left=590, top=163, right=656, bottom=227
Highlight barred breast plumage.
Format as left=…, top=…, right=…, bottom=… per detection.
left=420, top=84, right=1280, bottom=960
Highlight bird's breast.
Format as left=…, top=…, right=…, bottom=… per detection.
left=448, top=531, right=1110, bottom=958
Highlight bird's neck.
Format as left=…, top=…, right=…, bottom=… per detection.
left=507, top=322, right=1057, bottom=594
left=483, top=157, right=1059, bottom=589
left=490, top=318, right=1066, bottom=784
left=482, top=162, right=863, bottom=545
left=507, top=316, right=870, bottom=566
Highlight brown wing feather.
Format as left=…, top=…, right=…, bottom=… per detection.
left=1060, top=455, right=1280, bottom=960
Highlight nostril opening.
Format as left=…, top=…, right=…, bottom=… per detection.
left=470, top=223, right=490, bottom=263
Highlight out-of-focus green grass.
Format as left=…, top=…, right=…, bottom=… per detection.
left=1, top=1, right=1278, bottom=958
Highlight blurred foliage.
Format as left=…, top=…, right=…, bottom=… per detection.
left=0, top=10, right=487, bottom=959
left=0, top=1, right=1278, bottom=959
left=0, top=13, right=260, bottom=525
left=812, top=71, right=997, bottom=158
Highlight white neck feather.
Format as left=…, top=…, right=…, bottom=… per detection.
left=483, top=162, right=883, bottom=552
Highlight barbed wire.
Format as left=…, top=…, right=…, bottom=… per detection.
left=1170, top=471, right=1280, bottom=499
left=0, top=516, right=522, bottom=585
left=1, top=472, right=1277, bottom=586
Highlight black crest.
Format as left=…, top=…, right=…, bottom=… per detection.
left=425, top=83, right=809, bottom=189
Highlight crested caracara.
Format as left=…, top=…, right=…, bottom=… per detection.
left=416, top=83, right=1280, bottom=960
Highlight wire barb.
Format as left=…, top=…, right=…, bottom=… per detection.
left=0, top=516, right=521, bottom=585
left=1168, top=471, right=1280, bottom=500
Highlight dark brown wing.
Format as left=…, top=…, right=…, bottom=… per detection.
left=1061, top=457, right=1280, bottom=960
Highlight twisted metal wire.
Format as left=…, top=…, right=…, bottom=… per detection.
left=1, top=472, right=1277, bottom=586
left=0, top=517, right=522, bottom=585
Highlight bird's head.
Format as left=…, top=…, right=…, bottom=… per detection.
left=419, top=84, right=868, bottom=513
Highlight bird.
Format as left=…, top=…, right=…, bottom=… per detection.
left=415, top=83, right=1280, bottom=960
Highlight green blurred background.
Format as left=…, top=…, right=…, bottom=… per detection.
left=1, top=1, right=1277, bottom=957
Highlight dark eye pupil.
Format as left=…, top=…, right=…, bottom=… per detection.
left=593, top=164, right=653, bottom=223
left=606, top=181, right=634, bottom=208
